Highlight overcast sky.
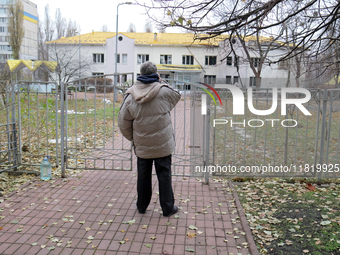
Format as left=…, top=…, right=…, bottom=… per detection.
left=32, top=0, right=161, bottom=34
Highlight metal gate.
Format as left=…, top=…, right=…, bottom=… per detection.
left=60, top=74, right=134, bottom=173
left=60, top=77, right=207, bottom=178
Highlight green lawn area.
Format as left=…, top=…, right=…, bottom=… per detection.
left=234, top=178, right=340, bottom=254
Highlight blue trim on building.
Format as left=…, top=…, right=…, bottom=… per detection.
left=23, top=11, right=38, bottom=21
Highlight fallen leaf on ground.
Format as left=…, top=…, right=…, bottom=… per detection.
left=122, top=219, right=135, bottom=225
left=188, top=225, right=197, bottom=230
left=306, top=183, right=315, bottom=191
left=187, top=232, right=196, bottom=239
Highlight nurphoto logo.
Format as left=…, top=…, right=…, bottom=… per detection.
left=199, top=84, right=312, bottom=128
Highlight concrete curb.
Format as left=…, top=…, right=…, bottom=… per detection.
left=229, top=181, right=260, bottom=255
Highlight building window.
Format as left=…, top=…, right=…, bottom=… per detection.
left=137, top=54, right=149, bottom=64
left=250, top=77, right=260, bottom=87
left=160, top=54, right=172, bottom=64
left=226, top=76, right=232, bottom=84
left=233, top=76, right=239, bottom=84
left=0, top=45, right=11, bottom=51
left=0, top=8, right=6, bottom=14
left=115, top=54, right=120, bottom=64
left=122, top=74, right=127, bottom=82
left=0, top=27, right=7, bottom=33
left=204, top=75, right=216, bottom=85
left=122, top=54, right=127, bottom=64
left=93, top=53, right=104, bottom=63
left=182, top=55, right=194, bottom=65
left=234, top=56, right=239, bottom=67
left=250, top=58, right=261, bottom=67
left=160, top=74, right=170, bottom=79
left=0, top=54, right=13, bottom=60
left=0, top=36, right=8, bottom=42
left=226, top=56, right=232, bottom=66
left=0, top=17, right=7, bottom=23
left=278, top=60, right=288, bottom=69
left=205, top=56, right=217, bottom=66
left=92, top=72, right=104, bottom=76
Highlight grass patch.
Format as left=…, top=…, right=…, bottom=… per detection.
left=235, top=178, right=340, bottom=254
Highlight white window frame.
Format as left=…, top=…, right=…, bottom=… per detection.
left=122, top=54, right=127, bottom=64
left=226, top=75, right=232, bottom=84
left=204, top=75, right=216, bottom=85
left=92, top=72, right=104, bottom=76
left=137, top=54, right=149, bottom=64
left=250, top=58, right=261, bottom=68
left=233, top=76, right=239, bottom=84
left=182, top=55, right=194, bottom=65
left=226, top=56, right=232, bottom=66
left=160, top=54, right=172, bottom=64
left=234, top=56, right=239, bottom=67
left=93, top=53, right=104, bottom=63
left=205, top=56, right=217, bottom=66
left=115, top=53, right=120, bottom=64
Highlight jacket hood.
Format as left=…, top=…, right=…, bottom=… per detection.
left=126, top=81, right=163, bottom=104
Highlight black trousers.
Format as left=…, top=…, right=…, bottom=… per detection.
left=137, top=154, right=174, bottom=216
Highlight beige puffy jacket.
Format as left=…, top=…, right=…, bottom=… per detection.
left=118, top=80, right=181, bottom=159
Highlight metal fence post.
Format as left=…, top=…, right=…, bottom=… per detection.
left=318, top=89, right=328, bottom=182
left=5, top=81, right=11, bottom=164
left=204, top=96, right=211, bottom=185
left=17, top=83, right=22, bottom=164
left=55, top=83, right=59, bottom=166
left=60, top=81, right=66, bottom=177
left=10, top=80, right=18, bottom=169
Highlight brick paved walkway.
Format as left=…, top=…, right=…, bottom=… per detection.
left=0, top=170, right=258, bottom=255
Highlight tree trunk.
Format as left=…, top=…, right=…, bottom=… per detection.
left=256, top=75, right=261, bottom=88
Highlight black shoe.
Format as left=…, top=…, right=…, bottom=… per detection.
left=136, top=202, right=146, bottom=214
left=163, top=206, right=178, bottom=217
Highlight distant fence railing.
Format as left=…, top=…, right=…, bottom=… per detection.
left=1, top=78, right=340, bottom=182
left=210, top=88, right=340, bottom=180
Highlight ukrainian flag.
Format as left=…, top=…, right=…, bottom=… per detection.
left=23, top=11, right=38, bottom=24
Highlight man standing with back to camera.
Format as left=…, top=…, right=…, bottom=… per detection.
left=118, top=61, right=180, bottom=217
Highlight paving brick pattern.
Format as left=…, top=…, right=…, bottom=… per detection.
left=0, top=170, right=258, bottom=254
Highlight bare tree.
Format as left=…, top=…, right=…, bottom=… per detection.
left=158, top=26, right=166, bottom=33
left=55, top=8, right=66, bottom=39
left=101, top=24, right=109, bottom=32
left=144, top=21, right=153, bottom=33
left=141, top=0, right=340, bottom=76
left=47, top=43, right=92, bottom=85
left=37, top=5, right=81, bottom=81
left=44, top=5, right=54, bottom=42
left=65, top=19, right=79, bottom=37
left=7, top=0, right=24, bottom=59
left=37, top=5, right=54, bottom=80
left=127, top=23, right=136, bottom=33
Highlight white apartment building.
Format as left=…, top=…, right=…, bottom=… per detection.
left=0, top=0, right=38, bottom=62
left=47, top=32, right=301, bottom=88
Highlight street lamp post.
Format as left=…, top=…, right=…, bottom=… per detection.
left=31, top=59, right=35, bottom=81
left=114, top=2, right=132, bottom=102
left=79, top=33, right=81, bottom=92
